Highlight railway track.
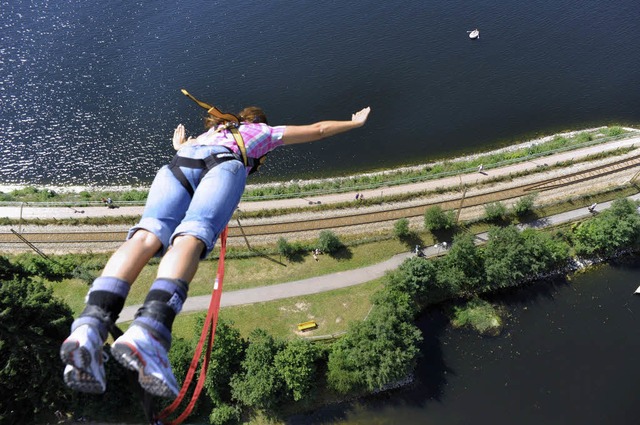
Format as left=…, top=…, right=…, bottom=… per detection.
left=2, top=153, right=640, bottom=245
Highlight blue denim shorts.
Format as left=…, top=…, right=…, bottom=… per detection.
left=128, top=145, right=247, bottom=258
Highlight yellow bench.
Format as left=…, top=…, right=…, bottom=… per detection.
left=297, top=321, right=318, bottom=332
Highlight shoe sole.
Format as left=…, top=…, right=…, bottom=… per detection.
left=60, top=341, right=105, bottom=394
left=111, top=342, right=178, bottom=398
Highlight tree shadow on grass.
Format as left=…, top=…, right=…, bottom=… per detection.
left=252, top=249, right=289, bottom=266
left=329, top=245, right=353, bottom=261
left=515, top=210, right=541, bottom=222
left=281, top=251, right=305, bottom=264
left=430, top=228, right=457, bottom=243
left=399, top=232, right=425, bottom=251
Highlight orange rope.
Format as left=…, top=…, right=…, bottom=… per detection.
left=156, top=226, right=229, bottom=425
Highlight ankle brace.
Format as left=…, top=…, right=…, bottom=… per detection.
left=133, top=278, right=189, bottom=349
left=73, top=277, right=131, bottom=340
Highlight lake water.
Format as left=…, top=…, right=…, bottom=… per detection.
left=289, top=258, right=640, bottom=425
left=2, top=0, right=640, bottom=186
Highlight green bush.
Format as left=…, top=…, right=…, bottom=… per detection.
left=393, top=218, right=410, bottom=238
left=605, top=126, right=623, bottom=137
left=512, top=194, right=537, bottom=217
left=209, top=403, right=241, bottom=425
left=484, top=202, right=508, bottom=222
left=424, top=206, right=455, bottom=231
left=317, top=230, right=343, bottom=254
left=483, top=225, right=570, bottom=289
left=451, top=298, right=502, bottom=336
left=119, top=190, right=148, bottom=202
left=433, top=233, right=484, bottom=295
left=277, top=237, right=295, bottom=259
left=574, top=132, right=593, bottom=143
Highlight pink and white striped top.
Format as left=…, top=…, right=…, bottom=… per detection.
left=189, top=123, right=286, bottom=174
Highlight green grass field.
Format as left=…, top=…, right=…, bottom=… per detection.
left=172, top=278, right=385, bottom=341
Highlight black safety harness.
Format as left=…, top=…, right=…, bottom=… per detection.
left=169, top=90, right=268, bottom=196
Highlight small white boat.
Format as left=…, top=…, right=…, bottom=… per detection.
left=468, top=29, right=480, bottom=39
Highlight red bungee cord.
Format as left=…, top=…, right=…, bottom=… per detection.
left=155, top=226, right=229, bottom=425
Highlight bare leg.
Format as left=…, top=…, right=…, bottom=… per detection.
left=156, top=235, right=204, bottom=282
left=101, top=230, right=162, bottom=284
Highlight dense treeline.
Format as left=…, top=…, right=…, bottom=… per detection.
left=2, top=197, right=639, bottom=424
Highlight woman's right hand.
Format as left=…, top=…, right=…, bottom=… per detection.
left=173, top=124, right=186, bottom=150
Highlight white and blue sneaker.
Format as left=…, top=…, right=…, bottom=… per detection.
left=60, top=324, right=107, bottom=394
left=110, top=325, right=179, bottom=398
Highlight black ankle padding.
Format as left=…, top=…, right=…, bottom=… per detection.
left=173, top=278, right=189, bottom=293
left=79, top=304, right=112, bottom=339
left=135, top=300, right=177, bottom=331
left=144, top=289, right=172, bottom=303
left=86, top=290, right=126, bottom=323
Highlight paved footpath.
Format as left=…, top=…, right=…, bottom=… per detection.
left=117, top=195, right=639, bottom=323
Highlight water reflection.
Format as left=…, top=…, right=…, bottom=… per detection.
left=2, top=1, right=640, bottom=186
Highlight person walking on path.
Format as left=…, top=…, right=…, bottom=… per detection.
left=60, top=101, right=371, bottom=398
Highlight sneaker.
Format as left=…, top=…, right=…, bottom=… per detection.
left=110, top=325, right=179, bottom=398
left=60, top=324, right=106, bottom=394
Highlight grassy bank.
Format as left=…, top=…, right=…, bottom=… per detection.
left=173, top=278, right=385, bottom=341
left=0, top=126, right=633, bottom=208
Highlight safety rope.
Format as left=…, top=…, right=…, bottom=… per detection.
left=155, top=226, right=229, bottom=425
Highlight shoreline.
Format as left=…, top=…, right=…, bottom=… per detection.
left=1, top=126, right=635, bottom=195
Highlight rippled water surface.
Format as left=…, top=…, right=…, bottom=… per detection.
left=2, top=0, right=639, bottom=186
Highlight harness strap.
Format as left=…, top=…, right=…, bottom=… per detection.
left=168, top=151, right=242, bottom=197
left=230, top=126, right=266, bottom=175
left=156, top=227, right=229, bottom=425
left=181, top=89, right=268, bottom=175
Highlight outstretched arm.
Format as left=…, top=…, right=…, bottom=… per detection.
left=282, top=107, right=371, bottom=145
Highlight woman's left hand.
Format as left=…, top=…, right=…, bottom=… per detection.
left=352, top=107, right=371, bottom=126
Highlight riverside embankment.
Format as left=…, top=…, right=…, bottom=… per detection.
left=1, top=128, right=639, bottom=253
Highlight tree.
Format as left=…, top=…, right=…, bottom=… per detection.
left=436, top=233, right=484, bottom=295
left=520, top=228, right=570, bottom=274
left=483, top=225, right=569, bottom=289
left=204, top=319, right=246, bottom=406
left=0, top=276, right=73, bottom=424
left=393, top=218, right=411, bottom=238
left=424, top=206, right=455, bottom=231
left=483, top=226, right=528, bottom=288
left=327, top=303, right=422, bottom=394
left=392, top=256, right=437, bottom=306
left=230, top=329, right=284, bottom=410
left=208, top=403, right=241, bottom=425
left=317, top=230, right=343, bottom=254
left=573, top=198, right=640, bottom=256
left=273, top=339, right=322, bottom=402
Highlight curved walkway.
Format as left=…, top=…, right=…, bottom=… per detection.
left=117, top=195, right=638, bottom=323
